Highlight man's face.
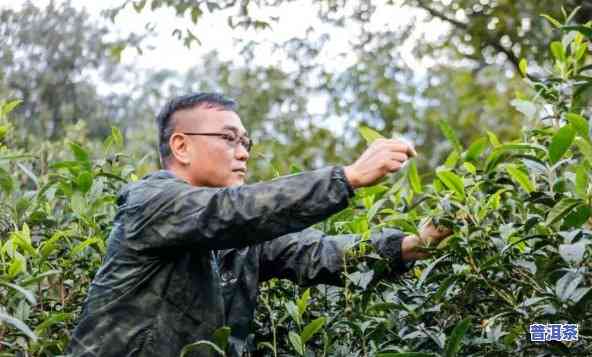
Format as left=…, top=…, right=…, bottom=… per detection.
left=171, top=105, right=250, bottom=187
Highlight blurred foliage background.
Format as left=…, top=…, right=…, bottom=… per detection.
left=2, top=0, right=589, bottom=178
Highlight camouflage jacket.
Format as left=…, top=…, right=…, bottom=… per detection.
left=67, top=166, right=411, bottom=357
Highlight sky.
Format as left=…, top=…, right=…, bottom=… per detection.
left=2, top=0, right=443, bottom=73
left=1, top=0, right=446, bottom=135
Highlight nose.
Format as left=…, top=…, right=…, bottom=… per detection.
left=235, top=143, right=250, bottom=161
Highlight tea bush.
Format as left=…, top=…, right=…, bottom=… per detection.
left=0, top=11, right=590, bottom=357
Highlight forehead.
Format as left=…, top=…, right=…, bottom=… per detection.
left=173, top=105, right=247, bottom=135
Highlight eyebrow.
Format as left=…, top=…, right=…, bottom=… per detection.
left=222, top=125, right=249, bottom=137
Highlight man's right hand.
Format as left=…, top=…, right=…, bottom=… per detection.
left=344, top=138, right=417, bottom=189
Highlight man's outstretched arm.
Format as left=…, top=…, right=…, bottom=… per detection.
left=257, top=224, right=451, bottom=286
left=121, top=138, right=415, bottom=252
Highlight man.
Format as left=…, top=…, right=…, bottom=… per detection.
left=67, top=93, right=450, bottom=356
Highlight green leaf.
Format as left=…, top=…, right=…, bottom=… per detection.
left=444, top=318, right=471, bottom=357
left=575, top=137, right=592, bottom=162
left=76, top=171, right=93, bottom=193
left=561, top=25, right=592, bottom=39
left=212, top=326, right=231, bottom=351
left=417, top=254, right=449, bottom=288
left=463, top=162, right=476, bottom=175
left=297, top=288, right=310, bottom=317
left=505, top=164, right=535, bottom=193
left=288, top=331, right=304, bottom=356
left=301, top=317, right=326, bottom=344
left=71, top=237, right=103, bottom=256
left=555, top=272, right=582, bottom=302
left=519, top=58, right=528, bottom=77
left=565, top=113, right=589, bottom=139
left=285, top=301, right=301, bottom=325
left=191, top=7, right=203, bottom=23
left=575, top=164, right=589, bottom=198
left=549, top=124, right=576, bottom=164
left=464, top=137, right=488, bottom=161
left=0, top=282, right=36, bottom=305
left=0, top=166, right=14, bottom=194
left=358, top=125, right=384, bottom=144
left=34, top=312, right=70, bottom=336
left=180, top=340, right=225, bottom=357
left=1, top=99, right=22, bottom=117
left=69, top=142, right=91, bottom=169
left=407, top=160, right=422, bottom=193
left=436, top=170, right=465, bottom=201
left=550, top=41, right=566, bottom=62
left=546, top=198, right=583, bottom=226
left=559, top=242, right=588, bottom=265
left=8, top=254, right=26, bottom=277
left=541, top=14, right=562, bottom=28
left=486, top=131, right=501, bottom=147
left=438, top=121, right=462, bottom=152
left=0, top=311, right=37, bottom=341
left=443, top=150, right=460, bottom=168
left=494, top=143, right=547, bottom=154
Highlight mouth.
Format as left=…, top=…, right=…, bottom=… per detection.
left=232, top=168, right=247, bottom=175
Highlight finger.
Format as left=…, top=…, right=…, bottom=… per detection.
left=391, top=152, right=408, bottom=162
left=391, top=137, right=417, bottom=157
left=386, top=160, right=402, bottom=172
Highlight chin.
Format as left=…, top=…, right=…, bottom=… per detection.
left=226, top=179, right=245, bottom=187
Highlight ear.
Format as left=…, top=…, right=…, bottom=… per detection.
left=169, top=133, right=191, bottom=165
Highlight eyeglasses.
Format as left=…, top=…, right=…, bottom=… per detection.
left=181, top=132, right=252, bottom=152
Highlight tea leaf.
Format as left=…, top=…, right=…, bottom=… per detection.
left=359, top=125, right=384, bottom=144
left=34, top=312, right=70, bottom=336
left=297, top=288, right=311, bottom=317
left=213, top=326, right=231, bottom=351
left=575, top=137, right=592, bottom=162
left=0, top=166, right=14, bottom=194
left=505, top=164, right=535, bottom=193
left=417, top=254, right=449, bottom=288
left=0, top=311, right=37, bottom=341
left=549, top=124, right=576, bottom=164
left=301, top=316, right=326, bottom=344
left=559, top=242, right=588, bottom=265
left=180, top=340, right=225, bottom=357
left=555, top=272, right=582, bottom=302
left=546, top=198, right=582, bottom=226
left=565, top=113, right=589, bottom=139
left=465, top=137, right=488, bottom=161
left=550, top=41, right=566, bottom=62
left=288, top=331, right=304, bottom=355
left=561, top=25, right=592, bottom=39
left=541, top=14, right=562, bottom=28
left=0, top=282, right=36, bottom=305
left=444, top=318, right=471, bottom=357
left=407, top=160, right=422, bottom=193
left=486, top=130, right=501, bottom=147
left=1, top=99, right=22, bottom=117
left=436, top=169, right=465, bottom=201
left=438, top=121, right=462, bottom=152
left=575, top=164, right=589, bottom=198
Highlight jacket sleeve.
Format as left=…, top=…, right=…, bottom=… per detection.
left=121, top=166, right=354, bottom=251
left=258, top=227, right=414, bottom=286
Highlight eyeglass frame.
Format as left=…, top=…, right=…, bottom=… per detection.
left=180, top=132, right=253, bottom=152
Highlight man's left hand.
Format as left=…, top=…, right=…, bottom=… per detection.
left=401, top=221, right=452, bottom=261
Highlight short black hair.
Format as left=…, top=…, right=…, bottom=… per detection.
left=156, top=92, right=238, bottom=167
